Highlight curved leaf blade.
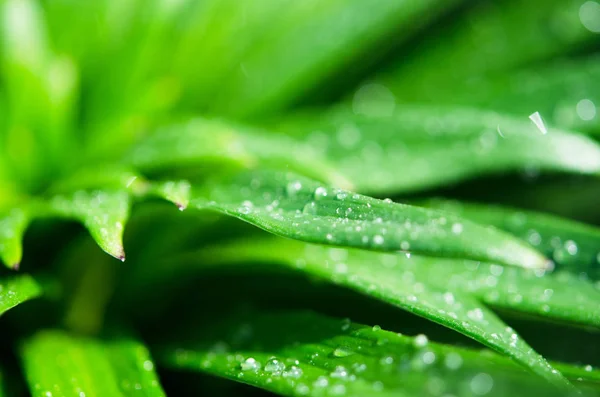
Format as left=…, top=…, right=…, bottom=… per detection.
left=191, top=169, right=548, bottom=269
left=168, top=238, right=570, bottom=388
left=420, top=199, right=600, bottom=278
left=20, top=331, right=165, bottom=397
left=380, top=0, right=598, bottom=104
left=273, top=106, right=600, bottom=194
left=0, top=208, right=29, bottom=269
left=49, top=190, right=130, bottom=261
left=157, top=311, right=578, bottom=396
left=210, top=0, right=459, bottom=117
left=435, top=57, right=600, bottom=135
left=128, top=118, right=352, bottom=189
left=183, top=237, right=600, bottom=329
left=0, top=275, right=42, bottom=315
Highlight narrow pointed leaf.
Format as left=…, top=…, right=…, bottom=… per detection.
left=0, top=208, right=29, bottom=269
left=210, top=0, right=460, bottom=117
left=191, top=169, right=548, bottom=269
left=49, top=190, right=130, bottom=260
left=129, top=118, right=352, bottom=189
left=182, top=237, right=600, bottom=329
left=157, top=311, right=579, bottom=396
left=420, top=199, right=600, bottom=278
left=20, top=331, right=165, bottom=397
left=169, top=238, right=569, bottom=388
left=274, top=106, right=600, bottom=194
left=438, top=57, right=600, bottom=135
left=380, top=0, right=598, bottom=103
left=147, top=180, right=191, bottom=211
left=0, top=275, right=42, bottom=315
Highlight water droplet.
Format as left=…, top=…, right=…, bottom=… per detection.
left=414, top=334, right=429, bottom=347
left=445, top=352, right=463, bottom=370
left=143, top=360, right=154, bottom=371
left=341, top=318, right=351, bottom=331
left=373, top=235, right=384, bottom=245
left=451, top=223, right=463, bottom=234
left=314, top=187, right=328, bottom=200
left=264, top=358, right=286, bottom=374
left=296, top=384, right=310, bottom=395
left=333, top=347, right=354, bottom=358
left=467, top=308, right=484, bottom=321
left=313, top=376, right=329, bottom=388
left=331, top=384, right=347, bottom=396
left=283, top=365, right=303, bottom=379
left=470, top=373, right=494, bottom=395
left=240, top=357, right=261, bottom=371
left=372, top=325, right=382, bottom=332
left=564, top=240, right=578, bottom=255
left=585, top=365, right=593, bottom=372
left=422, top=351, right=436, bottom=364
left=286, top=181, right=302, bottom=196
left=576, top=99, right=597, bottom=121
left=526, top=230, right=542, bottom=246
left=443, top=292, right=455, bottom=305
left=375, top=356, right=393, bottom=369
left=334, top=263, right=348, bottom=274
left=330, top=365, right=349, bottom=379
left=580, top=1, right=600, bottom=33
left=303, top=201, right=318, bottom=215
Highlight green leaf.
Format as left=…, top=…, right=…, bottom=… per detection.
left=128, top=118, right=352, bottom=189
left=208, top=0, right=460, bottom=117
left=380, top=0, right=598, bottom=104
left=165, top=237, right=574, bottom=388
left=0, top=275, right=42, bottom=315
left=273, top=106, right=600, bottom=194
left=419, top=199, right=600, bottom=278
left=0, top=0, right=78, bottom=190
left=183, top=236, right=600, bottom=329
left=0, top=207, right=29, bottom=269
left=157, top=311, right=582, bottom=396
left=20, top=331, right=165, bottom=397
left=49, top=190, right=130, bottom=261
left=192, top=169, right=549, bottom=269
left=435, top=57, right=600, bottom=135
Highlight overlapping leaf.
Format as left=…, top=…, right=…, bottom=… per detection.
left=429, top=57, right=600, bottom=135
left=0, top=275, right=42, bottom=315
left=272, top=106, right=600, bottom=194
left=379, top=0, right=599, bottom=104
left=419, top=199, right=600, bottom=278
left=208, top=0, right=460, bottom=117
left=157, top=311, right=593, bottom=396
left=20, top=331, right=165, bottom=397
left=161, top=235, right=589, bottom=388
left=191, top=169, right=548, bottom=269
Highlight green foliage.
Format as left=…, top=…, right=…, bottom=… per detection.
left=0, top=0, right=598, bottom=396
left=20, top=331, right=165, bottom=396
left=158, top=311, right=597, bottom=397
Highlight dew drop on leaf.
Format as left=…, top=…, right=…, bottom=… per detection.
left=264, top=358, right=285, bottom=374
left=283, top=365, right=303, bottom=379
left=414, top=334, right=429, bottom=347
left=240, top=357, right=261, bottom=371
